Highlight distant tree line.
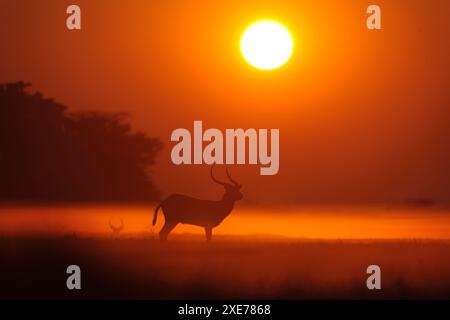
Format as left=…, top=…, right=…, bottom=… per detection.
left=0, top=81, right=162, bottom=202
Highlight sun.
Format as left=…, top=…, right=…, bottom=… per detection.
left=240, top=20, right=294, bottom=70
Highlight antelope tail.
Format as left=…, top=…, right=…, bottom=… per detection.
left=153, top=203, right=162, bottom=226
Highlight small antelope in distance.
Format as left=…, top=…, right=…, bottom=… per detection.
left=152, top=166, right=243, bottom=242
left=109, top=216, right=124, bottom=235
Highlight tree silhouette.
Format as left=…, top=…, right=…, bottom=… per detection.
left=0, top=81, right=162, bottom=202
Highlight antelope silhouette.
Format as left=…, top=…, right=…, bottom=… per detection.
left=109, top=216, right=124, bottom=235
left=152, top=166, right=243, bottom=242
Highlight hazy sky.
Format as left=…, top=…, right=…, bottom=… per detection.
left=1, top=0, right=449, bottom=205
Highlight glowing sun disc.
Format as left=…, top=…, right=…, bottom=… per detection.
left=240, top=21, right=294, bottom=70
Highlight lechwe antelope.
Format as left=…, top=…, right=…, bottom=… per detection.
left=109, top=216, right=124, bottom=235
left=152, top=166, right=243, bottom=241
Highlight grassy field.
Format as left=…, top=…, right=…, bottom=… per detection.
left=2, top=236, right=450, bottom=299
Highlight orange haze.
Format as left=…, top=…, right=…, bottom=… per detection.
left=2, top=206, right=450, bottom=239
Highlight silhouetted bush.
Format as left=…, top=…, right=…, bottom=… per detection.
left=0, top=81, right=162, bottom=202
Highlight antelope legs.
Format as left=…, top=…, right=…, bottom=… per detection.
left=205, top=227, right=212, bottom=242
left=159, top=220, right=177, bottom=241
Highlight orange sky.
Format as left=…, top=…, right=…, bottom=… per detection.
left=1, top=0, right=449, bottom=205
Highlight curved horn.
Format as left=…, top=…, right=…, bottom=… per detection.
left=210, top=165, right=228, bottom=186
left=117, top=217, right=124, bottom=231
left=226, top=167, right=241, bottom=187
left=109, top=216, right=124, bottom=232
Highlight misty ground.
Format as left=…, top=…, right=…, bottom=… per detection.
left=1, top=235, right=450, bottom=299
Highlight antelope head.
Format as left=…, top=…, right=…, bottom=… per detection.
left=210, top=166, right=243, bottom=201
left=109, top=216, right=124, bottom=234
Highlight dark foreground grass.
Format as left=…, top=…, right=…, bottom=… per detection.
left=1, top=235, right=450, bottom=299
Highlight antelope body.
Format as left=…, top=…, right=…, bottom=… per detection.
left=152, top=166, right=243, bottom=241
